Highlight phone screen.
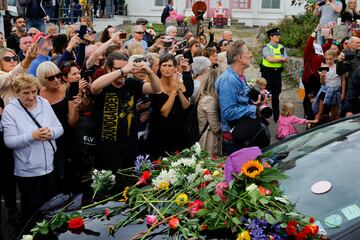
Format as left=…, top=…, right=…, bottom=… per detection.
left=68, top=81, right=79, bottom=99
left=183, top=50, right=193, bottom=64
left=78, top=25, right=88, bottom=40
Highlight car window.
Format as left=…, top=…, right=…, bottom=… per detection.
left=264, top=117, right=360, bottom=237
left=7, top=0, right=15, bottom=6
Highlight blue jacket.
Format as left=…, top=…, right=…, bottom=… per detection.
left=215, top=66, right=256, bottom=127
left=1, top=96, right=63, bottom=177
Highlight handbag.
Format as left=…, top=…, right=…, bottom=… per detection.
left=18, top=99, right=55, bottom=153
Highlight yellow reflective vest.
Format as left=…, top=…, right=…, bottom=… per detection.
left=262, top=43, right=284, bottom=68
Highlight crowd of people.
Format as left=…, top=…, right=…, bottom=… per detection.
left=1, top=0, right=360, bottom=238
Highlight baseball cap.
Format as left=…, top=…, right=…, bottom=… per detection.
left=32, top=32, right=51, bottom=44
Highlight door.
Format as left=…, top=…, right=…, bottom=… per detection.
left=206, top=0, right=231, bottom=18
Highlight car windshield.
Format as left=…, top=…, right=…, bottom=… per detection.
left=264, top=116, right=360, bottom=237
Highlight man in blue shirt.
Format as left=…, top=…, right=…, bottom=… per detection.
left=28, top=32, right=52, bottom=77
left=216, top=40, right=270, bottom=150
left=125, top=25, right=148, bottom=52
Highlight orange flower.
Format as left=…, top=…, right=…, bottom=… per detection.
left=258, top=186, right=266, bottom=196
left=241, top=160, right=264, bottom=178
left=168, top=217, right=180, bottom=229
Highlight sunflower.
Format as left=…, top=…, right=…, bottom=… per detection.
left=175, top=193, right=189, bottom=206
left=241, top=160, right=264, bottom=178
left=120, top=186, right=130, bottom=202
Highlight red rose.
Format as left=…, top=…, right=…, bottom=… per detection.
left=200, top=224, right=208, bottom=230
left=309, top=217, right=315, bottom=223
left=302, top=226, right=311, bottom=235
left=188, top=200, right=204, bottom=218
left=295, top=231, right=307, bottom=240
left=308, top=224, right=319, bottom=236
left=68, top=217, right=84, bottom=230
left=217, top=163, right=224, bottom=168
left=286, top=225, right=297, bottom=236
left=105, top=208, right=110, bottom=217
left=168, top=217, right=180, bottom=229
left=135, top=170, right=151, bottom=186
left=203, top=169, right=211, bottom=175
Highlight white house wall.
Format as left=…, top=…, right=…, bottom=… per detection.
left=125, top=0, right=305, bottom=27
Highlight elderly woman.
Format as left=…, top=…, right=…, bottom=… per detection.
left=148, top=53, right=193, bottom=158
left=191, top=56, right=211, bottom=99
left=1, top=73, right=63, bottom=221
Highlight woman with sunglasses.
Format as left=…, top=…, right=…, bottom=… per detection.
left=0, top=45, right=38, bottom=105
left=36, top=61, right=71, bottom=192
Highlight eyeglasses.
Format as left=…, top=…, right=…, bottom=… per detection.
left=135, top=31, right=145, bottom=35
left=3, top=55, right=19, bottom=62
left=46, top=73, right=62, bottom=81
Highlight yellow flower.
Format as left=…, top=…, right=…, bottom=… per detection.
left=212, top=170, right=220, bottom=177
left=237, top=230, right=251, bottom=240
left=119, top=186, right=130, bottom=202
left=241, top=160, right=264, bottom=178
left=175, top=193, right=189, bottom=206
left=158, top=181, right=170, bottom=190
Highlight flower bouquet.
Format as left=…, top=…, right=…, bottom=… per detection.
left=25, top=144, right=325, bottom=240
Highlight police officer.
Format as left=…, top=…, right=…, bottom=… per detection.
left=260, top=28, right=288, bottom=122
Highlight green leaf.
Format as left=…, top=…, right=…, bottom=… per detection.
left=259, top=197, right=269, bottom=205
left=196, top=209, right=208, bottom=217
left=236, top=200, right=243, bottom=212
left=207, top=212, right=218, bottom=220
left=258, top=168, right=288, bottom=183
left=212, top=195, right=221, bottom=202
left=265, top=213, right=278, bottom=224
left=49, top=214, right=68, bottom=231
left=231, top=217, right=241, bottom=225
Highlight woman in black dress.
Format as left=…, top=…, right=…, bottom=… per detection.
left=149, top=53, right=193, bottom=158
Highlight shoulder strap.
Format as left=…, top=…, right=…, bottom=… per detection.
left=18, top=99, right=55, bottom=153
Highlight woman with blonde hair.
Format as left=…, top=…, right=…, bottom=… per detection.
left=194, top=69, right=222, bottom=156
left=1, top=73, right=63, bottom=221
left=37, top=61, right=78, bottom=191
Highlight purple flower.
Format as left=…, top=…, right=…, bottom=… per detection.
left=134, top=154, right=153, bottom=172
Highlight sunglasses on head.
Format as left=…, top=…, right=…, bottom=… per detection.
left=46, top=73, right=62, bottom=81
left=133, top=57, right=147, bottom=63
left=3, top=55, right=19, bottom=62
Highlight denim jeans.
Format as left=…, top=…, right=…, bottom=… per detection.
left=26, top=18, right=45, bottom=32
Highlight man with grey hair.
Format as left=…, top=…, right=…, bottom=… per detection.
left=125, top=25, right=148, bottom=51
left=191, top=56, right=211, bottom=98
left=215, top=40, right=270, bottom=151
left=166, top=25, right=177, bottom=39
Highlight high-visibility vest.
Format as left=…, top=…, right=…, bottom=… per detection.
left=262, top=43, right=284, bottom=68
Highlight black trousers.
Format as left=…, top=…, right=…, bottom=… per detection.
left=16, top=172, right=58, bottom=221
left=261, top=66, right=282, bottom=122
left=302, top=74, right=321, bottom=120
left=0, top=132, right=17, bottom=211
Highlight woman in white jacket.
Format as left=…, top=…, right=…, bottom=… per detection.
left=1, top=73, right=63, bottom=221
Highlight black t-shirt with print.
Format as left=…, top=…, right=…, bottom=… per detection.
left=94, top=78, right=144, bottom=147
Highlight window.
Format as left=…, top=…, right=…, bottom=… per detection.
left=155, top=0, right=167, bottom=7
left=261, top=0, right=280, bottom=9
left=233, top=0, right=251, bottom=9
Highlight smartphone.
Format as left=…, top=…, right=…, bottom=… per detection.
left=163, top=40, right=172, bottom=48
left=36, top=36, right=46, bottom=48
left=81, top=69, right=93, bottom=82
left=68, top=81, right=79, bottom=99
left=318, top=0, right=326, bottom=6
left=177, top=40, right=188, bottom=49
left=119, top=32, right=127, bottom=39
left=183, top=50, right=193, bottom=64
left=318, top=66, right=329, bottom=72
left=208, top=21, right=212, bottom=29
left=78, top=25, right=88, bottom=40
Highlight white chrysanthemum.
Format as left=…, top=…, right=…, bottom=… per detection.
left=21, top=235, right=33, bottom=240
left=152, top=169, right=178, bottom=188
left=195, top=142, right=201, bottom=155
left=195, top=164, right=203, bottom=175
left=187, top=173, right=197, bottom=183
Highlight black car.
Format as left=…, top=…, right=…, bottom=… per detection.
left=19, top=115, right=360, bottom=239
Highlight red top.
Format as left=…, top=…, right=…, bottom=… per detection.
left=302, top=36, right=332, bottom=84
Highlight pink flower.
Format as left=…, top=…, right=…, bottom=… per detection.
left=215, top=182, right=229, bottom=202
left=145, top=215, right=158, bottom=226
left=135, top=170, right=151, bottom=186
left=105, top=208, right=110, bottom=217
